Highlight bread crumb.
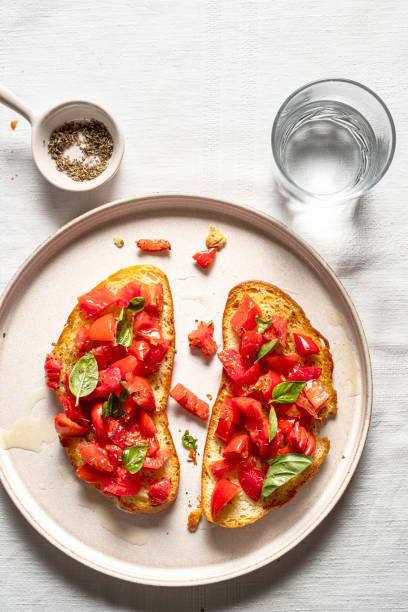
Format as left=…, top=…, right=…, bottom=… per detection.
left=206, top=226, right=226, bottom=249
left=113, top=236, right=124, bottom=248
left=188, top=506, right=202, bottom=532
left=10, top=120, right=18, bottom=130
left=188, top=448, right=197, bottom=465
left=206, top=393, right=213, bottom=401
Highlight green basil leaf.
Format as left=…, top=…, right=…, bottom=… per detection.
left=261, top=453, right=313, bottom=498
left=121, top=444, right=148, bottom=474
left=256, top=317, right=273, bottom=334
left=127, top=296, right=145, bottom=313
left=115, top=308, right=133, bottom=347
left=68, top=350, right=98, bottom=406
left=182, top=430, right=197, bottom=451
left=272, top=381, right=306, bottom=404
left=102, top=393, right=125, bottom=419
left=268, top=404, right=278, bottom=442
left=119, top=382, right=130, bottom=404
left=255, top=339, right=279, bottom=362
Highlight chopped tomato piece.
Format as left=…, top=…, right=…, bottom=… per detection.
left=245, top=418, right=270, bottom=455
left=192, top=247, right=217, bottom=269
left=116, top=281, right=142, bottom=308
left=250, top=370, right=282, bottom=402
left=78, top=286, right=116, bottom=320
left=75, top=464, right=103, bottom=483
left=138, top=410, right=157, bottom=437
left=133, top=310, right=162, bottom=344
left=147, top=435, right=160, bottom=456
left=142, top=338, right=171, bottom=375
left=141, top=282, right=164, bottom=314
left=105, top=444, right=122, bottom=466
left=239, top=329, right=263, bottom=362
left=91, top=402, right=106, bottom=442
left=231, top=397, right=264, bottom=421
left=74, top=325, right=90, bottom=353
left=264, top=353, right=300, bottom=375
left=278, top=445, right=297, bottom=455
left=264, top=315, right=288, bottom=347
left=88, top=313, right=116, bottom=343
left=230, top=362, right=261, bottom=396
left=129, top=339, right=151, bottom=362
left=214, top=396, right=241, bottom=444
left=218, top=349, right=246, bottom=381
left=304, top=380, right=329, bottom=410
left=238, top=468, right=265, bottom=502
left=287, top=365, right=322, bottom=381
left=295, top=391, right=320, bottom=418
left=293, top=333, right=320, bottom=356
left=223, top=434, right=250, bottom=460
left=111, top=355, right=141, bottom=378
left=125, top=375, right=156, bottom=413
left=91, top=344, right=115, bottom=369
left=188, top=321, right=218, bottom=357
left=54, top=413, right=88, bottom=436
left=143, top=449, right=170, bottom=470
left=287, top=421, right=315, bottom=456
left=58, top=393, right=88, bottom=426
left=170, top=383, right=209, bottom=420
left=44, top=354, right=62, bottom=390
left=148, top=478, right=171, bottom=505
left=101, top=466, right=142, bottom=496
left=230, top=294, right=262, bottom=335
left=137, top=239, right=171, bottom=252
left=105, top=418, right=127, bottom=447
left=277, top=418, right=296, bottom=435
left=211, top=479, right=241, bottom=517
left=78, top=442, right=115, bottom=472
left=210, top=458, right=238, bottom=478
left=93, top=366, right=122, bottom=398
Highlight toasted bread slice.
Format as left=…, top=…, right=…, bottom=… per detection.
left=202, top=281, right=337, bottom=527
left=52, top=265, right=179, bottom=514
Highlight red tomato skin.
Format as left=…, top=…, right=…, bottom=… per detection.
left=231, top=397, right=264, bottom=421
left=110, top=355, right=141, bottom=378
left=91, top=402, right=106, bottom=443
left=58, top=393, right=88, bottom=427
left=230, top=294, right=262, bottom=335
left=137, top=239, right=171, bottom=252
left=245, top=418, right=270, bottom=456
left=78, top=286, right=116, bottom=320
left=277, top=418, right=296, bottom=436
left=295, top=391, right=320, bottom=419
left=287, top=421, right=315, bottom=456
left=44, top=354, right=63, bottom=389
left=101, top=467, right=142, bottom=496
left=133, top=310, right=162, bottom=344
left=54, top=413, right=88, bottom=436
left=105, top=444, right=122, bottom=466
left=238, top=468, right=266, bottom=502
left=214, top=397, right=241, bottom=444
left=78, top=442, right=115, bottom=472
left=74, top=325, right=90, bottom=353
left=91, top=344, right=115, bottom=370
left=230, top=362, right=261, bottom=396
left=105, top=418, right=127, bottom=447
left=286, top=365, right=322, bottom=381
left=239, top=330, right=263, bottom=363
left=88, top=313, right=116, bottom=343
left=264, top=315, right=288, bottom=347
left=293, top=333, right=320, bottom=356
left=148, top=478, right=171, bottom=505
left=75, top=464, right=104, bottom=483
left=188, top=321, right=218, bottom=357
left=210, top=458, right=238, bottom=478
left=304, top=380, right=330, bottom=410
left=129, top=339, right=151, bottom=361
left=192, top=247, right=217, bottom=269
left=223, top=434, right=250, bottom=460
left=142, top=339, right=171, bottom=375
left=264, top=354, right=300, bottom=375
left=93, top=367, right=122, bottom=398
left=251, top=370, right=282, bottom=402
left=125, top=375, right=156, bottom=413
left=211, top=479, right=241, bottom=517
left=170, top=383, right=210, bottom=420
left=218, top=349, right=246, bottom=381
left=143, top=449, right=170, bottom=470
left=147, top=435, right=160, bottom=457
left=141, top=282, right=164, bottom=314
left=138, top=410, right=157, bottom=437
left=116, top=281, right=142, bottom=308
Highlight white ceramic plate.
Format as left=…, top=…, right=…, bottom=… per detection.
left=0, top=194, right=372, bottom=586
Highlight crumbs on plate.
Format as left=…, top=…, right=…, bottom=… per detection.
left=113, top=236, right=124, bottom=248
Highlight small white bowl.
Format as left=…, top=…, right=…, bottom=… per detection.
left=0, top=85, right=125, bottom=192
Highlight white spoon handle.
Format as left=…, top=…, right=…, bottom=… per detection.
left=0, top=84, right=34, bottom=123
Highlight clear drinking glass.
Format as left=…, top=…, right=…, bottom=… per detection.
left=272, top=79, right=395, bottom=203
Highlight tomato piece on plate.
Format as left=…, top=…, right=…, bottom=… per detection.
left=188, top=321, right=218, bottom=357
left=264, top=315, right=288, bottom=347
left=74, top=325, right=90, bottom=353
left=91, top=344, right=115, bottom=369
left=138, top=410, right=157, bottom=437
left=105, top=444, right=122, bottom=466
left=210, top=458, right=238, bottom=478
left=238, top=468, right=265, bottom=502
left=116, top=281, right=142, bottom=308
left=143, top=449, right=170, bottom=470
left=211, top=479, right=241, bottom=517
left=277, top=418, right=296, bottom=436
left=142, top=339, right=171, bottom=375
left=218, top=349, right=246, bottom=381
left=264, top=353, right=300, bottom=375
left=141, top=282, right=164, bottom=314
left=54, top=413, right=88, bottom=436
left=231, top=397, right=264, bottom=421
left=147, top=435, right=160, bottom=457
left=101, top=466, right=142, bottom=496
left=133, top=310, right=162, bottom=345
left=293, top=333, right=320, bottom=356
left=88, top=313, right=116, bottom=343
left=250, top=370, right=282, bottom=402
left=44, top=354, right=63, bottom=390
left=286, top=365, right=322, bottom=381
left=214, top=396, right=241, bottom=444
left=125, top=375, right=156, bottom=413
left=239, top=329, right=263, bottom=363
left=245, top=417, right=270, bottom=455
left=136, top=239, right=171, bottom=252
left=304, top=380, right=329, bottom=410
left=93, top=366, right=122, bottom=398
left=91, top=402, right=106, bottom=442
left=230, top=362, right=261, bottom=396
left=58, top=393, right=88, bottom=426
left=78, top=286, right=116, bottom=320
left=75, top=464, right=104, bottom=483
left=223, top=434, right=250, bottom=461
left=129, top=339, right=151, bottom=362
left=78, top=442, right=115, bottom=472
left=230, top=294, right=262, bottom=335
left=148, top=478, right=171, bottom=505
left=295, top=390, right=320, bottom=418
left=170, top=383, right=210, bottom=421
left=287, top=421, right=315, bottom=456
left=105, top=417, right=127, bottom=447
left=110, top=355, right=141, bottom=378
left=192, top=247, right=217, bottom=269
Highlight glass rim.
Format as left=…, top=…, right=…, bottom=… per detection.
left=271, top=78, right=396, bottom=201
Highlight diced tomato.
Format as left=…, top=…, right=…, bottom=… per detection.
left=170, top=383, right=209, bottom=421
left=293, top=333, right=320, bottom=356
left=129, top=339, right=151, bottom=361
left=147, top=435, right=160, bottom=456
left=264, top=315, right=288, bottom=347
left=121, top=395, right=139, bottom=418
left=44, top=354, right=62, bottom=390
left=125, top=375, right=156, bottom=413
left=231, top=294, right=262, bottom=335
left=88, top=313, right=116, bottom=343
left=192, top=247, right=217, bottom=269
left=295, top=391, right=320, bottom=419
left=141, top=282, right=164, bottom=314
left=105, top=444, right=122, bottom=466
left=304, top=380, right=329, bottom=410
left=238, top=468, right=265, bottom=502
left=111, top=355, right=141, bottom=378
left=277, top=418, right=296, bottom=436
left=245, top=418, right=270, bottom=455
left=91, top=402, right=106, bottom=442
left=230, top=362, right=261, bottom=396
left=211, top=479, right=241, bottom=517
left=287, top=421, right=315, bottom=456
left=148, top=478, right=171, bottom=505
left=78, top=442, right=115, bottom=472
left=142, top=339, right=171, bottom=375
left=188, top=321, right=218, bottom=357
left=58, top=393, right=88, bottom=426
left=223, top=434, right=250, bottom=460
left=210, top=458, right=238, bottom=478
left=105, top=417, right=127, bottom=447
left=54, top=413, right=88, bottom=436
left=143, top=449, right=170, bottom=470
left=116, top=281, right=142, bottom=308
left=101, top=466, right=142, bottom=496
left=231, top=397, right=264, bottom=421
left=264, top=353, right=300, bottom=375
left=91, top=344, right=115, bottom=369
left=93, top=366, right=122, bottom=398
left=75, top=464, right=104, bottom=483
left=218, top=349, right=246, bottom=381
left=74, top=326, right=90, bottom=353
left=239, top=329, right=263, bottom=362
left=138, top=410, right=157, bottom=437
left=276, top=402, right=306, bottom=419
left=250, top=370, right=282, bottom=402
left=78, top=286, right=116, bottom=320
left=287, top=365, right=322, bottom=381
left=133, top=310, right=162, bottom=344
left=278, top=445, right=297, bottom=455
left=214, top=396, right=240, bottom=444
left=137, top=239, right=171, bottom=252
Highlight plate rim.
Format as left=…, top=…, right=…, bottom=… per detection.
left=0, top=192, right=372, bottom=586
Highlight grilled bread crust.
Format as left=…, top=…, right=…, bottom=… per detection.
left=202, top=281, right=336, bottom=527
left=52, top=265, right=179, bottom=514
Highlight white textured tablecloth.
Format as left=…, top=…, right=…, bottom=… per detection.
left=1, top=1, right=407, bottom=610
